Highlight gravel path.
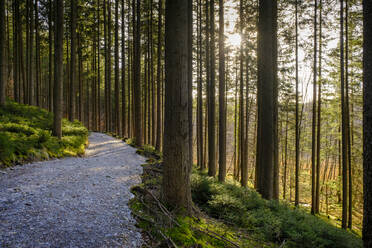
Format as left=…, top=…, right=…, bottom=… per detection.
left=0, top=132, right=145, bottom=248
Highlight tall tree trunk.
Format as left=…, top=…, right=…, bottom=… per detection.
left=363, top=2, right=372, bottom=246
left=155, top=0, right=163, bottom=151
left=69, top=0, right=77, bottom=121
left=13, top=0, right=20, bottom=103
left=104, top=0, right=108, bottom=131
left=187, top=0, right=193, bottom=166
left=115, top=0, right=120, bottom=134
left=48, top=0, right=53, bottom=112
left=340, top=0, right=348, bottom=229
left=29, top=0, right=34, bottom=105
left=311, top=0, right=318, bottom=215
left=208, top=0, right=216, bottom=177
left=238, top=0, right=244, bottom=184
left=283, top=110, right=289, bottom=200
left=121, top=0, right=127, bottom=137
left=218, top=0, right=226, bottom=182
left=53, top=0, right=63, bottom=138
left=0, top=0, right=5, bottom=106
left=108, top=0, right=113, bottom=132
left=196, top=0, right=203, bottom=169
left=315, top=0, right=322, bottom=214
left=162, top=0, right=192, bottom=212
left=294, top=0, right=300, bottom=207
left=97, top=0, right=101, bottom=131
left=133, top=0, right=142, bottom=146
left=204, top=0, right=209, bottom=171
left=345, top=0, right=352, bottom=229
left=35, top=0, right=41, bottom=107
left=256, top=0, right=277, bottom=200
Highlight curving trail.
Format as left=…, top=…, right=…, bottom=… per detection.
left=0, top=132, right=144, bottom=248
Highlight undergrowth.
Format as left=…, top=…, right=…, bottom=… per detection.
left=191, top=170, right=362, bottom=248
left=0, top=101, right=88, bottom=167
left=129, top=147, right=362, bottom=248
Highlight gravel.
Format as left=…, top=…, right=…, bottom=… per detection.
left=0, top=132, right=145, bottom=248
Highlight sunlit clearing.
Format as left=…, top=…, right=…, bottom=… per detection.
left=227, top=33, right=241, bottom=47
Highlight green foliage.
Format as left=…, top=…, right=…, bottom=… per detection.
left=0, top=101, right=88, bottom=167
left=191, top=171, right=362, bottom=248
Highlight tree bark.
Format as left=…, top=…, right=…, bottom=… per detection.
left=315, top=0, right=322, bottom=214
left=340, top=0, right=348, bottom=229
left=0, top=0, right=5, bottom=106
left=311, top=0, right=317, bottom=215
left=256, top=0, right=277, bottom=200
left=115, top=0, right=120, bottom=134
left=294, top=0, right=300, bottom=207
left=69, top=0, right=77, bottom=121
left=122, top=0, right=127, bottom=137
left=363, top=2, right=372, bottom=246
left=208, top=0, right=216, bottom=177
left=133, top=0, right=143, bottom=146
left=218, top=0, right=226, bottom=182
left=53, top=0, right=64, bottom=138
left=162, top=0, right=192, bottom=212
left=155, top=0, right=163, bottom=151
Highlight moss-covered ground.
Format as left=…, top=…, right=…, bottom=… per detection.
left=0, top=101, right=88, bottom=168
left=129, top=145, right=362, bottom=248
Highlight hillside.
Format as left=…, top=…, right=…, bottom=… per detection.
left=0, top=101, right=88, bottom=167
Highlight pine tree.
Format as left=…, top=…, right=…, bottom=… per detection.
left=162, top=0, right=193, bottom=212
left=363, top=2, right=372, bottom=246
left=53, top=0, right=64, bottom=138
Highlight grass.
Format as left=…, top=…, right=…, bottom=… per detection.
left=0, top=101, right=88, bottom=167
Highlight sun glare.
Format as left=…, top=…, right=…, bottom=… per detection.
left=227, top=33, right=241, bottom=47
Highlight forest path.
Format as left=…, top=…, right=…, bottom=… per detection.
left=0, top=132, right=144, bottom=248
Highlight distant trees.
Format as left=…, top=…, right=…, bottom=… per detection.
left=363, top=1, right=372, bottom=247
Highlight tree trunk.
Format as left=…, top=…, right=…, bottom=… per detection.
left=162, top=0, right=192, bottom=212
left=217, top=0, right=226, bottom=182
left=115, top=0, right=120, bottom=134
left=133, top=0, right=143, bottom=146
left=340, top=0, right=348, bottom=229
left=121, top=0, right=127, bottom=137
left=35, top=0, right=41, bottom=107
left=283, top=110, right=289, bottom=199
left=315, top=0, right=322, bottom=214
left=53, top=0, right=63, bottom=139
left=13, top=0, right=20, bottom=103
left=363, top=2, right=372, bottom=246
left=155, top=0, right=163, bottom=151
left=345, top=0, right=353, bottom=229
left=0, top=0, right=5, bottom=106
left=69, top=0, right=77, bottom=121
left=256, top=0, right=277, bottom=200
left=294, top=0, right=300, bottom=207
left=48, top=0, right=53, bottom=112
left=311, top=0, right=317, bottom=215
left=208, top=0, right=216, bottom=177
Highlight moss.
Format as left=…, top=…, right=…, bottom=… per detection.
left=0, top=101, right=88, bottom=167
left=191, top=170, right=362, bottom=248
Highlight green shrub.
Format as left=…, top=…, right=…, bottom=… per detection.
left=191, top=170, right=362, bottom=248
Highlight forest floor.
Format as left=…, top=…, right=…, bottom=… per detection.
left=0, top=132, right=145, bottom=248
